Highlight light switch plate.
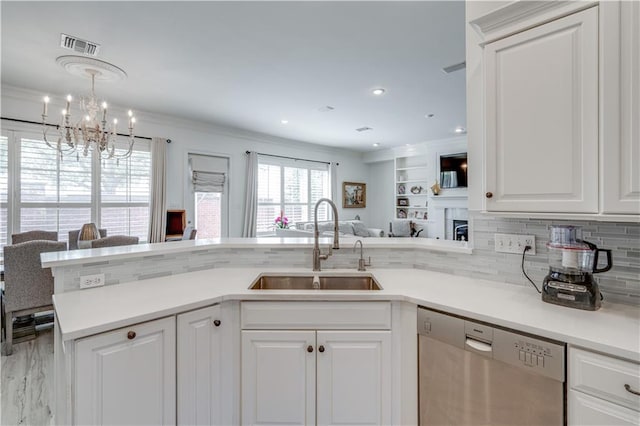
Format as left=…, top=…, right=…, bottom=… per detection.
left=494, top=233, right=536, bottom=255
left=80, top=273, right=105, bottom=289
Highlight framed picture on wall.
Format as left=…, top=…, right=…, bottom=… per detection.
left=343, top=182, right=367, bottom=208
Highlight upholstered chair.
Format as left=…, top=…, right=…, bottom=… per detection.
left=182, top=226, right=197, bottom=240
left=11, top=230, right=58, bottom=244
left=90, top=235, right=139, bottom=248
left=68, top=228, right=107, bottom=250
left=3, top=240, right=67, bottom=355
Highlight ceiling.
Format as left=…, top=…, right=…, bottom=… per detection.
left=1, top=1, right=466, bottom=152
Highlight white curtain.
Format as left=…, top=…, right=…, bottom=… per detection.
left=330, top=162, right=338, bottom=217
left=192, top=171, right=225, bottom=193
left=148, top=137, right=167, bottom=243
left=242, top=151, right=258, bottom=237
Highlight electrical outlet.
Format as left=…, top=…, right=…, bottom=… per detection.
left=494, top=233, right=536, bottom=254
left=80, top=273, right=105, bottom=289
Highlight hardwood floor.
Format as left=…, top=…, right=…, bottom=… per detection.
left=1, top=329, right=54, bottom=425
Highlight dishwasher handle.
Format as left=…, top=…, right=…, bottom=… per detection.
left=465, top=336, right=493, bottom=354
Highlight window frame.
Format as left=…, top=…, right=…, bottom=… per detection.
left=256, top=156, right=330, bottom=235
left=1, top=122, right=152, bottom=252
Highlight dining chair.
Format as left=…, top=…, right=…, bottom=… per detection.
left=3, top=240, right=67, bottom=355
left=11, top=230, right=58, bottom=244
left=90, top=235, right=139, bottom=248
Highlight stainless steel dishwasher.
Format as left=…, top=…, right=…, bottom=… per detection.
left=418, top=307, right=566, bottom=425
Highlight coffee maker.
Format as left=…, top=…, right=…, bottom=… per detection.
left=542, top=225, right=612, bottom=311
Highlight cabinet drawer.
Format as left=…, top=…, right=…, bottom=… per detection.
left=569, top=348, right=640, bottom=411
left=241, top=301, right=391, bottom=330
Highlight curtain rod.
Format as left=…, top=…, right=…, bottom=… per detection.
left=246, top=150, right=337, bottom=166
left=0, top=117, right=162, bottom=142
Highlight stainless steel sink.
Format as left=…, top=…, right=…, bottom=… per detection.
left=249, top=275, right=382, bottom=290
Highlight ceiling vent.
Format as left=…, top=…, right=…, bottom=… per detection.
left=356, top=126, right=373, bottom=132
left=442, top=61, right=466, bottom=74
left=60, top=34, right=100, bottom=56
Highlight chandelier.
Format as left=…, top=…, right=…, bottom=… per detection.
left=41, top=56, right=136, bottom=161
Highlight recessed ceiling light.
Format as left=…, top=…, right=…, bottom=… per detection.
left=372, top=88, right=386, bottom=96
left=281, top=119, right=289, bottom=124
left=454, top=126, right=466, bottom=133
left=372, top=143, right=380, bottom=147
left=318, top=105, right=335, bottom=112
left=425, top=113, right=435, bottom=118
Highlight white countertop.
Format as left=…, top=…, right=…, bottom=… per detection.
left=41, top=237, right=472, bottom=268
left=53, top=267, right=640, bottom=362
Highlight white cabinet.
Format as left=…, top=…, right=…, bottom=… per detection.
left=177, top=305, right=223, bottom=426
left=241, top=330, right=391, bottom=426
left=484, top=7, right=599, bottom=213
left=569, top=391, right=640, bottom=425
left=568, top=347, right=640, bottom=426
left=316, top=331, right=391, bottom=426
left=242, top=330, right=316, bottom=426
left=240, top=302, right=392, bottom=426
left=74, top=316, right=176, bottom=425
left=602, top=0, right=640, bottom=214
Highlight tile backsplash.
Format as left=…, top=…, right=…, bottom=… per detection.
left=54, top=214, right=640, bottom=306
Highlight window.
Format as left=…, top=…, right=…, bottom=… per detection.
left=0, top=136, right=8, bottom=256
left=101, top=139, right=151, bottom=241
left=189, top=153, right=228, bottom=238
left=256, top=157, right=330, bottom=234
left=0, top=127, right=152, bottom=256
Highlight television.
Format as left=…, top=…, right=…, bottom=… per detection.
left=440, top=153, right=468, bottom=188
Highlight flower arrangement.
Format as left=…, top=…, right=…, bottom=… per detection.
left=275, top=214, right=289, bottom=229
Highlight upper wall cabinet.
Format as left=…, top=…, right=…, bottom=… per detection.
left=469, top=1, right=639, bottom=218
left=602, top=1, right=640, bottom=214
left=484, top=7, right=599, bottom=213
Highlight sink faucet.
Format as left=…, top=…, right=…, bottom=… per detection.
left=353, top=239, right=371, bottom=271
left=313, top=198, right=340, bottom=271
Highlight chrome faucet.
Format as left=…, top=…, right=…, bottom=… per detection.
left=353, top=239, right=371, bottom=271
left=313, top=198, right=340, bottom=271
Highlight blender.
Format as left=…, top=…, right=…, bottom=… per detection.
left=542, top=225, right=612, bottom=311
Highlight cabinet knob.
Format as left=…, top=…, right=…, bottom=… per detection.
left=127, top=331, right=136, bottom=340
left=485, top=192, right=493, bottom=198
left=318, top=345, right=325, bottom=353
left=213, top=319, right=221, bottom=327
left=307, top=345, right=314, bottom=353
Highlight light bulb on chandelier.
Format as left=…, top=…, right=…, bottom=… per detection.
left=41, top=56, right=136, bottom=162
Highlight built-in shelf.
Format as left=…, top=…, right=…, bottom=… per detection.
left=396, top=166, right=428, bottom=171
left=395, top=154, right=430, bottom=220
left=396, top=206, right=428, bottom=210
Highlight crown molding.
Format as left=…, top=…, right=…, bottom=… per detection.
left=470, top=1, right=597, bottom=44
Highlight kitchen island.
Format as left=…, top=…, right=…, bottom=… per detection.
left=45, top=239, right=640, bottom=425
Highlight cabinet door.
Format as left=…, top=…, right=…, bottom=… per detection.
left=316, top=331, right=391, bottom=426
left=602, top=1, right=640, bottom=214
left=178, top=305, right=222, bottom=425
left=569, top=390, right=640, bottom=425
left=484, top=7, right=598, bottom=213
left=242, top=330, right=316, bottom=426
left=75, top=316, right=176, bottom=425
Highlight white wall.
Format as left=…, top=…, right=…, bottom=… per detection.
left=366, top=160, right=394, bottom=231
left=1, top=85, right=370, bottom=236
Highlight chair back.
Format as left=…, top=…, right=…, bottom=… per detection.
left=90, top=235, right=139, bottom=248
left=11, top=230, right=58, bottom=244
left=3, top=240, right=67, bottom=313
left=182, top=226, right=197, bottom=240
left=389, top=220, right=412, bottom=237
left=68, top=228, right=107, bottom=250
